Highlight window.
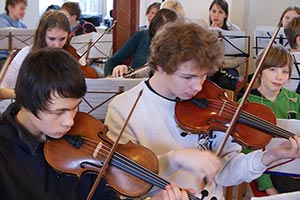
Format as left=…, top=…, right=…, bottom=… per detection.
left=39, top=0, right=113, bottom=18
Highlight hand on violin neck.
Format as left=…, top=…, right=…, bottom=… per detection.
left=261, top=135, right=300, bottom=166
left=169, top=149, right=221, bottom=188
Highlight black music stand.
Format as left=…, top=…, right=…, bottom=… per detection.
left=210, top=27, right=250, bottom=57
left=254, top=26, right=290, bottom=58
left=210, top=28, right=250, bottom=100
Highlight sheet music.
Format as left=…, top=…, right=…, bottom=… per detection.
left=70, top=32, right=112, bottom=59
left=210, top=27, right=249, bottom=56
left=79, top=78, right=145, bottom=120
left=0, top=27, right=34, bottom=50
left=264, top=119, right=300, bottom=176
left=251, top=191, right=300, bottom=200
left=254, top=26, right=290, bottom=57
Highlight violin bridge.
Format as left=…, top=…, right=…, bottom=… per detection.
left=219, top=101, right=226, bottom=116
left=93, top=142, right=103, bottom=158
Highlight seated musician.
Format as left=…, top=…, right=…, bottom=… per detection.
left=242, top=45, right=300, bottom=195
left=0, top=10, right=98, bottom=101
left=104, top=8, right=178, bottom=78
left=208, top=0, right=246, bottom=90
left=104, top=19, right=300, bottom=199
left=280, top=6, right=300, bottom=28
left=0, top=47, right=188, bottom=200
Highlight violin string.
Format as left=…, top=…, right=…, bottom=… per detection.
left=81, top=137, right=171, bottom=188
left=78, top=137, right=199, bottom=200
left=206, top=99, right=294, bottom=139
left=208, top=99, right=294, bottom=138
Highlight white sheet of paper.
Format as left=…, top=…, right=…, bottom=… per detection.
left=264, top=119, right=300, bottom=176
left=70, top=32, right=112, bottom=59
left=0, top=28, right=34, bottom=50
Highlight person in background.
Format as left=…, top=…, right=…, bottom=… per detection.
left=161, top=0, right=185, bottom=17
left=0, top=47, right=188, bottom=200
left=0, top=0, right=27, bottom=68
left=105, top=19, right=300, bottom=199
left=141, top=2, right=161, bottom=29
left=0, top=10, right=100, bottom=103
left=104, top=8, right=178, bottom=77
left=0, top=11, right=71, bottom=102
left=209, top=0, right=239, bottom=31
left=208, top=0, right=246, bottom=91
left=242, top=45, right=300, bottom=195
left=284, top=15, right=300, bottom=93
left=280, top=6, right=300, bottom=28
left=61, top=2, right=96, bottom=37
left=46, top=4, right=61, bottom=12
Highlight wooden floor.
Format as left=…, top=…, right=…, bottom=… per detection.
left=225, top=184, right=253, bottom=200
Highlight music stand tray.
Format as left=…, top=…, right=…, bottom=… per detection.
left=0, top=27, right=34, bottom=50
left=79, top=78, right=145, bottom=120
left=70, top=32, right=112, bottom=60
left=254, top=26, right=289, bottom=57
left=210, top=27, right=250, bottom=57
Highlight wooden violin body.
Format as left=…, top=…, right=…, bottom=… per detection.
left=63, top=44, right=99, bottom=78
left=44, top=112, right=200, bottom=199
left=44, top=112, right=157, bottom=197
left=175, top=80, right=294, bottom=150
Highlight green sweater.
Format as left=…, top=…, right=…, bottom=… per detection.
left=104, top=29, right=151, bottom=76
left=242, top=88, right=300, bottom=191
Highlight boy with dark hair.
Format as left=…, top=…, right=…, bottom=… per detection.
left=0, top=47, right=188, bottom=200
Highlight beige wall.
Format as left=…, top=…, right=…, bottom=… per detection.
left=245, top=0, right=300, bottom=73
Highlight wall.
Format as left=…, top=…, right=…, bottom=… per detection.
left=245, top=0, right=300, bottom=73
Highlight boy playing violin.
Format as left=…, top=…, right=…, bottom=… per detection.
left=0, top=47, right=188, bottom=200
left=243, top=45, right=300, bottom=195
left=105, top=20, right=300, bottom=199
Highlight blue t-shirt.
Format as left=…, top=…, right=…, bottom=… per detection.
left=0, top=13, right=28, bottom=59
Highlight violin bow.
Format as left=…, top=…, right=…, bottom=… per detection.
left=216, top=22, right=282, bottom=156
left=78, top=20, right=117, bottom=60
left=123, top=63, right=149, bottom=78
left=86, top=89, right=143, bottom=200
left=0, top=49, right=17, bottom=84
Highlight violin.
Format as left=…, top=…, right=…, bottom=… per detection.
left=63, top=43, right=99, bottom=78
left=44, top=111, right=199, bottom=199
left=0, top=49, right=17, bottom=83
left=175, top=80, right=295, bottom=150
